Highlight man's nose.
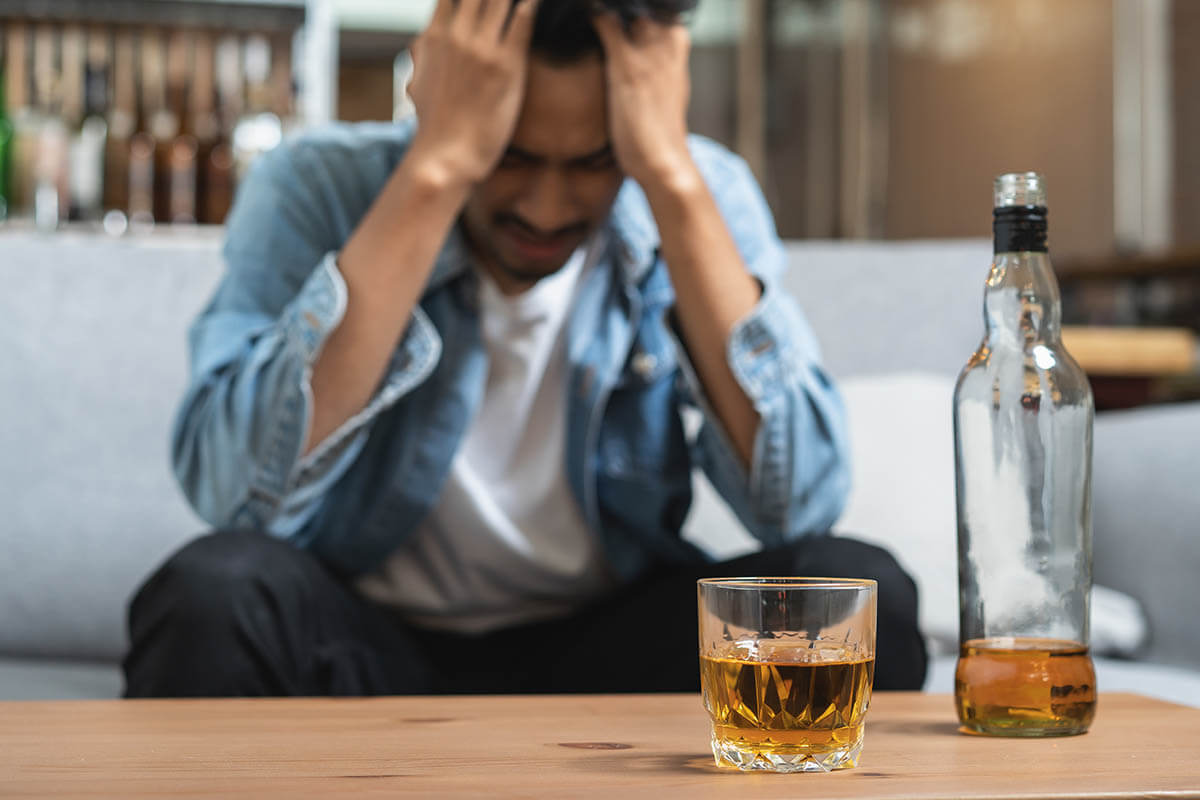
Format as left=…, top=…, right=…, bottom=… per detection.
left=512, top=168, right=579, bottom=234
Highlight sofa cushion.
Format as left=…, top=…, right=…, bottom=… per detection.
left=0, top=657, right=122, bottom=700
left=1090, top=402, right=1200, bottom=670
left=0, top=231, right=221, bottom=661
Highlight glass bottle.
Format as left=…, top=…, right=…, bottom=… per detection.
left=953, top=172, right=1097, bottom=737
left=31, top=23, right=69, bottom=231
left=0, top=32, right=11, bottom=222
left=65, top=25, right=108, bottom=223
left=103, top=29, right=136, bottom=229
left=5, top=21, right=37, bottom=219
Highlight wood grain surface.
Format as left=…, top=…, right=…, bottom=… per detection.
left=2, top=692, right=1198, bottom=798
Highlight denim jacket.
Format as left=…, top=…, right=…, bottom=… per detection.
left=172, top=120, right=850, bottom=579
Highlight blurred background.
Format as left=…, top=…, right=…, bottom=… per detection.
left=0, top=0, right=1197, bottom=403
left=2, top=1, right=1200, bottom=700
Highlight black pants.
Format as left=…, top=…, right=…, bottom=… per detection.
left=123, top=531, right=927, bottom=697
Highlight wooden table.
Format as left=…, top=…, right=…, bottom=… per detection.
left=2, top=693, right=1198, bottom=798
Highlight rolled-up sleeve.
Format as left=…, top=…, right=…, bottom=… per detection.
left=171, top=137, right=440, bottom=537
left=673, top=140, right=851, bottom=546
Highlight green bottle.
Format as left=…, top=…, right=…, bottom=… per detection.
left=1, top=56, right=11, bottom=221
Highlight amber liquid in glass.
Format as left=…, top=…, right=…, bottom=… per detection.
left=701, top=642, right=874, bottom=767
left=955, top=637, right=1096, bottom=737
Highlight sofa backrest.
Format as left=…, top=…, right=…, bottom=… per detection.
left=0, top=231, right=220, bottom=661
left=781, top=239, right=992, bottom=379
left=0, top=234, right=993, bottom=663
left=3, top=231, right=1194, bottom=672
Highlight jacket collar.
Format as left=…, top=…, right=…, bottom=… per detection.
left=425, top=224, right=473, bottom=295
left=606, top=179, right=661, bottom=286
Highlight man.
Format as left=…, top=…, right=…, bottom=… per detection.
left=125, top=0, right=927, bottom=697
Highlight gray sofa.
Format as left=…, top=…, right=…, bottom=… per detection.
left=2, top=231, right=1197, bottom=702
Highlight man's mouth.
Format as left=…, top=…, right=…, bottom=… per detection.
left=500, top=222, right=584, bottom=263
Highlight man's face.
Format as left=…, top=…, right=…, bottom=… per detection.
left=461, top=54, right=625, bottom=294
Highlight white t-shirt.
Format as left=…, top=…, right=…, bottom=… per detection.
left=356, top=238, right=614, bottom=633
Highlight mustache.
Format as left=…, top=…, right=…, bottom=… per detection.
left=494, top=214, right=589, bottom=242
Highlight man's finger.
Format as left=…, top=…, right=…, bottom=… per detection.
left=481, top=0, right=509, bottom=37
left=591, top=10, right=624, bottom=48
left=504, top=0, right=541, bottom=48
left=624, top=16, right=656, bottom=45
left=451, top=0, right=484, bottom=34
left=429, top=0, right=455, bottom=29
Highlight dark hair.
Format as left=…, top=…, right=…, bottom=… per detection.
left=530, top=0, right=699, bottom=64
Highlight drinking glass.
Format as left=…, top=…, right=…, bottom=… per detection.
left=698, top=577, right=877, bottom=772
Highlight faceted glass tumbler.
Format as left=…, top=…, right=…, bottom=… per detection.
left=698, top=578, right=878, bottom=772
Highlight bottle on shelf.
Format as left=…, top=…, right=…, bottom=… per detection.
left=187, top=31, right=221, bottom=225
left=204, top=33, right=242, bottom=225
left=64, top=24, right=108, bottom=222
left=953, top=172, right=1097, bottom=738
left=139, top=27, right=180, bottom=226
left=128, top=28, right=167, bottom=229
left=232, top=34, right=282, bottom=181
left=162, top=28, right=200, bottom=225
left=269, top=32, right=297, bottom=134
left=31, top=23, right=69, bottom=230
left=103, top=27, right=137, bottom=233
left=0, top=24, right=12, bottom=221
left=6, top=21, right=37, bottom=219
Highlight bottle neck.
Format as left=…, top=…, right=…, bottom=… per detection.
left=994, top=205, right=1047, bottom=254
left=983, top=251, right=1062, bottom=348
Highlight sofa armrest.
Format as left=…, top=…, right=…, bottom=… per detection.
left=1092, top=401, right=1200, bottom=671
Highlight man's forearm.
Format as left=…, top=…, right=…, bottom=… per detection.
left=304, top=152, right=471, bottom=454
left=305, top=0, right=539, bottom=456
left=642, top=161, right=762, bottom=468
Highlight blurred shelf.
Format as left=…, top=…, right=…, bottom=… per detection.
left=1059, top=247, right=1200, bottom=280
left=0, top=0, right=305, bottom=31
left=1062, top=325, right=1198, bottom=377
left=0, top=220, right=225, bottom=247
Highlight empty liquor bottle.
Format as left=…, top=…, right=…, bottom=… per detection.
left=953, top=173, right=1097, bottom=737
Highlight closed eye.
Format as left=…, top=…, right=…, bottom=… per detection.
left=568, top=145, right=617, bottom=171
left=497, top=149, right=540, bottom=170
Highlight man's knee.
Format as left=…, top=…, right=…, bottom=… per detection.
left=124, top=531, right=309, bottom=697
left=784, top=535, right=928, bottom=690
left=130, top=530, right=295, bottom=631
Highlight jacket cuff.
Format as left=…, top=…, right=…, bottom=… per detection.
left=289, top=254, right=443, bottom=482
left=281, top=252, right=349, bottom=364
left=670, top=280, right=825, bottom=526
left=725, top=280, right=822, bottom=405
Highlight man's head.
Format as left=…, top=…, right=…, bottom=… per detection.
left=460, top=0, right=697, bottom=294
left=530, top=0, right=697, bottom=64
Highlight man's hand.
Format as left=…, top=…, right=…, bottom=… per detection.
left=408, top=0, right=540, bottom=185
left=596, top=12, right=762, bottom=469
left=592, top=14, right=694, bottom=191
